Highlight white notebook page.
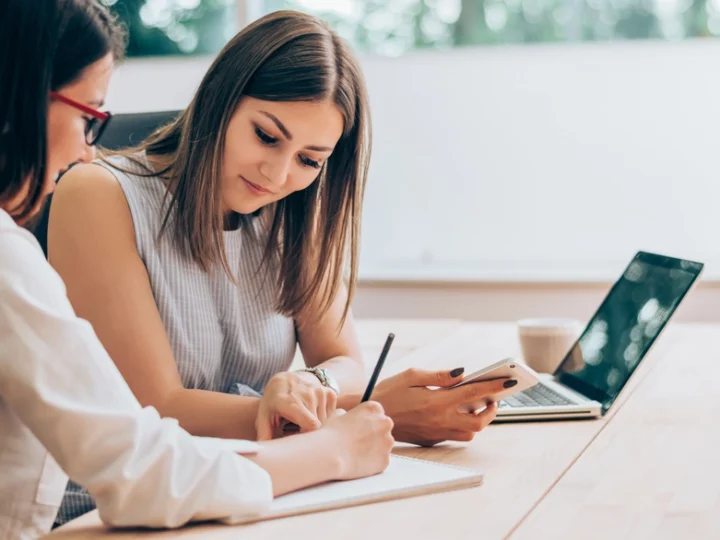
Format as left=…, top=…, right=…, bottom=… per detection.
left=226, top=454, right=484, bottom=525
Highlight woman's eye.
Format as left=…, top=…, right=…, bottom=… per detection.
left=255, top=127, right=277, bottom=145
left=300, top=155, right=321, bottom=169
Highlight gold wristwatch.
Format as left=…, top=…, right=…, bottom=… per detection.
left=298, top=367, right=340, bottom=394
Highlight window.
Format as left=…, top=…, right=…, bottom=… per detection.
left=101, top=0, right=237, bottom=57
left=262, top=0, right=718, bottom=56
left=104, top=0, right=719, bottom=58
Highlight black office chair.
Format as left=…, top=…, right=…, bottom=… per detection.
left=93, top=110, right=180, bottom=150
left=32, top=109, right=180, bottom=256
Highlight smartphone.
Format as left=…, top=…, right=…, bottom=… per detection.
left=450, top=358, right=540, bottom=413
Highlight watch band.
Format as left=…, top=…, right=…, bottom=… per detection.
left=297, top=367, right=340, bottom=394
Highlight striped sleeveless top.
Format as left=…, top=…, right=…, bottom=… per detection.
left=55, top=152, right=298, bottom=526
left=102, top=153, right=297, bottom=394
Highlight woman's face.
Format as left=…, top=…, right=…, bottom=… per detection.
left=7, top=54, right=114, bottom=223
left=221, top=97, right=344, bottom=215
left=46, top=53, right=114, bottom=189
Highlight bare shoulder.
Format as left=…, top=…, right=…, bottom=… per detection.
left=52, top=161, right=127, bottom=210
left=48, top=161, right=137, bottom=255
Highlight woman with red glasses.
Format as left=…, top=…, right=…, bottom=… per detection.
left=0, top=1, right=394, bottom=537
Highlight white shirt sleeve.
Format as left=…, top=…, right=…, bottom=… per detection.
left=0, top=223, right=273, bottom=528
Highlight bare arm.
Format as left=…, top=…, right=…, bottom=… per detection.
left=254, top=279, right=368, bottom=438
left=295, top=284, right=366, bottom=396
left=48, top=164, right=259, bottom=440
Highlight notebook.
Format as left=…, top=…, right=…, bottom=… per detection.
left=225, top=454, right=483, bottom=525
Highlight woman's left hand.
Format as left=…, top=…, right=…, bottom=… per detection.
left=256, top=371, right=338, bottom=440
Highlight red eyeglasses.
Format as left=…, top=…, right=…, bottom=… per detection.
left=50, top=91, right=112, bottom=146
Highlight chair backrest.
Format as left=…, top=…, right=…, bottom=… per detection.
left=32, top=110, right=180, bottom=256
left=96, top=110, right=180, bottom=151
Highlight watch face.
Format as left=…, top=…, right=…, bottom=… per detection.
left=300, top=367, right=339, bottom=393
left=319, top=369, right=340, bottom=394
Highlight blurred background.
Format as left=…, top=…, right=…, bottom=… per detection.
left=99, top=0, right=720, bottom=322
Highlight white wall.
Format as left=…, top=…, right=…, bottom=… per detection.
left=105, top=39, right=720, bottom=283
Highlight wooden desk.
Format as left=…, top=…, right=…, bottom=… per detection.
left=46, top=319, right=698, bottom=540
left=509, top=324, right=720, bottom=540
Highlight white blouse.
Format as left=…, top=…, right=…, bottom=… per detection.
left=0, top=209, right=273, bottom=539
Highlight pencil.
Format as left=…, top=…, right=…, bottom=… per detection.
left=361, top=332, right=395, bottom=402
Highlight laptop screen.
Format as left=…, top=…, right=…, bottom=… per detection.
left=554, top=252, right=703, bottom=413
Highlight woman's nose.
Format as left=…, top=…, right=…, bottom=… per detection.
left=260, top=156, right=291, bottom=187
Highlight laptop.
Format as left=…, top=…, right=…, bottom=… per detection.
left=494, top=251, right=704, bottom=422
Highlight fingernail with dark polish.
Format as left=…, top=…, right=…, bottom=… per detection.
left=503, top=379, right=518, bottom=388
left=450, top=367, right=465, bottom=378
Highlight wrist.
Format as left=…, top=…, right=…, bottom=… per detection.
left=293, top=370, right=325, bottom=387
left=337, top=392, right=362, bottom=410
left=307, top=428, right=347, bottom=480
left=296, top=367, right=340, bottom=394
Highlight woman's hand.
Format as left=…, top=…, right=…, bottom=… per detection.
left=321, top=402, right=395, bottom=480
left=372, top=368, right=509, bottom=446
left=245, top=403, right=393, bottom=496
left=256, top=371, right=338, bottom=440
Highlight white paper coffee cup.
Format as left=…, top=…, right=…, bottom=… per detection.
left=517, top=318, right=582, bottom=374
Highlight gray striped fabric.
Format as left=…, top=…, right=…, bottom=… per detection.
left=55, top=153, right=297, bottom=526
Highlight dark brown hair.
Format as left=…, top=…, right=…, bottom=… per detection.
left=0, top=0, right=124, bottom=223
left=114, top=10, right=371, bottom=323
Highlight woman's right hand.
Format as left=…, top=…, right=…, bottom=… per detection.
left=371, top=368, right=509, bottom=447
left=322, top=401, right=395, bottom=480
left=245, top=401, right=395, bottom=497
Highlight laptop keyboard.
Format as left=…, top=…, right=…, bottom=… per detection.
left=499, top=384, right=576, bottom=408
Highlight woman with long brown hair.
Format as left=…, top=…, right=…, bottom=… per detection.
left=0, top=2, right=394, bottom=536
left=49, top=9, right=508, bottom=525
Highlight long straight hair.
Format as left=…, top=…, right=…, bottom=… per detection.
left=0, top=0, right=124, bottom=223
left=113, top=11, right=371, bottom=324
